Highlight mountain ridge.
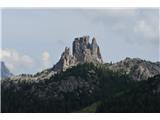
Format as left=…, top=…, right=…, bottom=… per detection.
left=53, top=35, right=103, bottom=72
left=3, top=36, right=160, bottom=81
left=1, top=35, right=160, bottom=112
left=2, top=61, right=160, bottom=112
left=6, top=57, right=160, bottom=82
left=107, top=57, right=160, bottom=80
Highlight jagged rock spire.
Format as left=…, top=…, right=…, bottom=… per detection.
left=53, top=35, right=103, bottom=72
left=91, top=37, right=103, bottom=63
left=73, top=35, right=103, bottom=63
left=53, top=47, right=75, bottom=72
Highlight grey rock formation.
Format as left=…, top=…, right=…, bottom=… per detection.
left=53, top=47, right=76, bottom=72
left=73, top=36, right=103, bottom=64
left=107, top=57, right=160, bottom=81
left=7, top=36, right=103, bottom=81
left=1, top=61, right=13, bottom=80
left=53, top=35, right=103, bottom=72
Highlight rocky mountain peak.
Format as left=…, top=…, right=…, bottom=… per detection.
left=91, top=37, right=97, bottom=44
left=73, top=35, right=103, bottom=63
left=108, top=57, right=160, bottom=80
left=62, top=47, right=70, bottom=57
left=1, top=61, right=13, bottom=79
left=53, top=35, right=103, bottom=72
left=53, top=47, right=75, bottom=72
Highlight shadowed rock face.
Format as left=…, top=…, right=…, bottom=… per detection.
left=1, top=61, right=13, bottom=79
left=53, top=35, right=103, bottom=72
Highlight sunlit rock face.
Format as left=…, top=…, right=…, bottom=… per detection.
left=53, top=47, right=76, bottom=72
left=108, top=57, right=160, bottom=81
left=53, top=35, right=103, bottom=72
left=73, top=36, right=103, bottom=64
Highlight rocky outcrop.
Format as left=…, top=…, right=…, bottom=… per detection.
left=53, top=35, right=103, bottom=72
left=5, top=36, right=160, bottom=82
left=107, top=57, right=160, bottom=81
left=4, top=36, right=103, bottom=81
left=53, top=47, right=76, bottom=72
left=73, top=36, right=103, bottom=64
left=1, top=61, right=13, bottom=80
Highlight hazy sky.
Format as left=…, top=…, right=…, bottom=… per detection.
left=1, top=8, right=159, bottom=74
left=0, top=9, right=2, bottom=50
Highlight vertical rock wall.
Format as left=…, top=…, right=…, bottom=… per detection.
left=53, top=35, right=103, bottom=72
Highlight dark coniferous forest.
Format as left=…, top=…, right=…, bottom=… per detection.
left=2, top=63, right=160, bottom=113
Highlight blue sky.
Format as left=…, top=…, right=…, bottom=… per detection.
left=1, top=8, right=159, bottom=74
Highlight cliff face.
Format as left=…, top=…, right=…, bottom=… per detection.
left=73, top=36, right=103, bottom=64
left=53, top=35, right=103, bottom=72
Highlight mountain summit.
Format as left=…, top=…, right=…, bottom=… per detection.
left=107, top=57, right=160, bottom=80
left=53, top=35, right=103, bottom=72
left=2, top=36, right=160, bottom=113
left=4, top=36, right=160, bottom=82
left=1, top=61, right=13, bottom=79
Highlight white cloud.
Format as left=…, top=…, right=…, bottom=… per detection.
left=134, top=20, right=156, bottom=41
left=0, top=49, right=35, bottom=74
left=2, top=9, right=159, bottom=73
left=102, top=9, right=137, bottom=17
left=0, top=49, right=53, bottom=74
left=41, top=51, right=52, bottom=68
